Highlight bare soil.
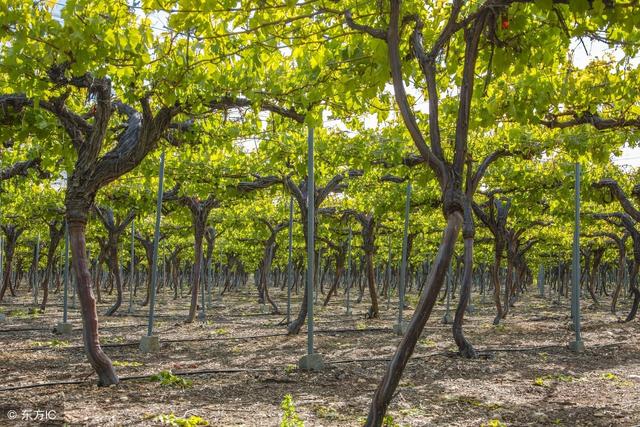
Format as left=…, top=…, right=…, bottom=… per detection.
left=0, top=285, right=639, bottom=426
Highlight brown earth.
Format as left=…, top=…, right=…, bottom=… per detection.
left=0, top=285, right=638, bottom=426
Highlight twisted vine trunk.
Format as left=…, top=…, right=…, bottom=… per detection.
left=588, top=249, right=603, bottom=306
left=287, top=243, right=311, bottom=335
left=187, top=226, right=205, bottom=323
left=68, top=217, right=118, bottom=385
left=453, top=204, right=477, bottom=358
left=492, top=243, right=504, bottom=325
left=323, top=257, right=344, bottom=306
left=367, top=212, right=462, bottom=425
left=502, top=257, right=514, bottom=319
left=365, top=251, right=379, bottom=318
left=611, top=254, right=625, bottom=314
left=40, top=221, right=63, bottom=312
left=260, top=243, right=280, bottom=314
left=105, top=244, right=123, bottom=316
left=0, top=225, right=22, bottom=301
left=624, top=262, right=640, bottom=322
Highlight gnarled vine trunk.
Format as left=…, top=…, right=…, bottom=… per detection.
left=0, top=225, right=23, bottom=301
left=39, top=220, right=64, bottom=312
left=67, top=195, right=118, bottom=386
left=367, top=212, right=462, bottom=425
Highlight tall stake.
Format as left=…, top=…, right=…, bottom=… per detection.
left=306, top=126, right=315, bottom=356
left=147, top=151, right=165, bottom=337
left=570, top=162, right=584, bottom=351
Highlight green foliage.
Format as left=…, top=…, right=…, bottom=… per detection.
left=153, top=413, right=209, bottom=427
left=454, top=396, right=502, bottom=411
left=533, top=373, right=577, bottom=386
left=601, top=372, right=632, bottom=387
left=9, top=308, right=41, bottom=319
left=280, top=394, right=304, bottom=427
left=313, top=406, right=338, bottom=420
left=8, top=309, right=28, bottom=319
left=482, top=420, right=507, bottom=427
left=602, top=372, right=618, bottom=381
left=493, top=324, right=507, bottom=333
left=418, top=338, right=437, bottom=348
left=149, top=371, right=193, bottom=389
left=112, top=360, right=144, bottom=367
left=383, top=415, right=401, bottom=427
left=30, top=339, right=70, bottom=348
left=102, top=336, right=125, bottom=344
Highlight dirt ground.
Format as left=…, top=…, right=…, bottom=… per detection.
left=1, top=284, right=639, bottom=426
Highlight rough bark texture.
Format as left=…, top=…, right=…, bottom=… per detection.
left=0, top=158, right=46, bottom=181
left=473, top=198, right=510, bottom=325
left=135, top=233, right=159, bottom=307
left=162, top=189, right=219, bottom=323
left=0, top=225, right=23, bottom=301
left=588, top=247, right=604, bottom=306
left=0, top=63, right=302, bottom=385
left=239, top=173, right=359, bottom=334
left=69, top=214, right=118, bottom=386
left=593, top=213, right=640, bottom=322
left=356, top=1, right=487, bottom=422
left=95, top=206, right=135, bottom=316
left=342, top=212, right=379, bottom=318
left=367, top=212, right=463, bottom=425
left=258, top=221, right=286, bottom=314
left=322, top=238, right=347, bottom=306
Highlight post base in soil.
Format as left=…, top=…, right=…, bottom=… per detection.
left=54, top=322, right=73, bottom=335
left=442, top=313, right=452, bottom=324
left=198, top=311, right=206, bottom=321
left=259, top=304, right=269, bottom=314
left=568, top=340, right=585, bottom=353
left=140, top=335, right=160, bottom=353
left=567, top=321, right=582, bottom=331
left=298, top=353, right=324, bottom=371
left=0, top=313, right=5, bottom=322
left=393, top=321, right=408, bottom=336
left=346, top=308, right=352, bottom=316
